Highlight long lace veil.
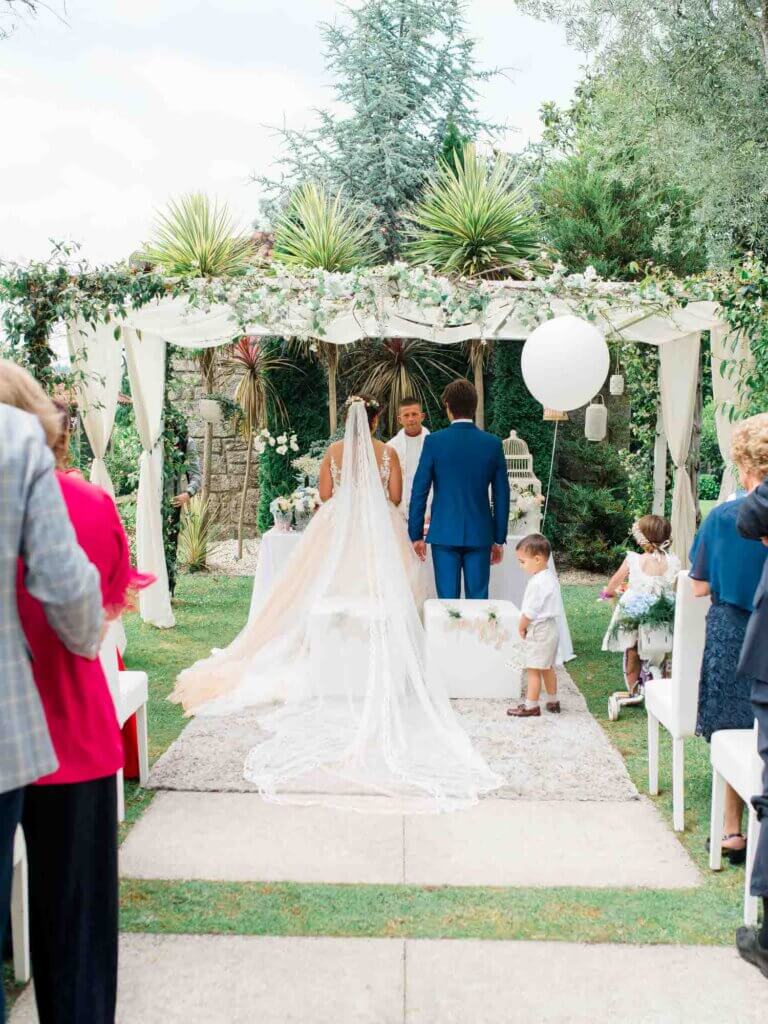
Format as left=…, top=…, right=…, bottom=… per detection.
left=238, top=400, right=503, bottom=811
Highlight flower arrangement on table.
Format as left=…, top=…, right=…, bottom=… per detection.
left=269, top=486, right=322, bottom=532
left=509, top=485, right=545, bottom=525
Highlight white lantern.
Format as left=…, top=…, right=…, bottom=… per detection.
left=585, top=395, right=608, bottom=442
left=610, top=373, right=625, bottom=396
left=521, top=315, right=610, bottom=412
left=199, top=398, right=222, bottom=424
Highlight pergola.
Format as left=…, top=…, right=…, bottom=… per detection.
left=65, top=271, right=747, bottom=628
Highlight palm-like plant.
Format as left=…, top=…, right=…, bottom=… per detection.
left=232, top=337, right=291, bottom=559
left=274, top=182, right=377, bottom=433
left=137, top=192, right=254, bottom=278
left=138, top=193, right=255, bottom=508
left=406, top=144, right=546, bottom=426
left=347, top=338, right=461, bottom=436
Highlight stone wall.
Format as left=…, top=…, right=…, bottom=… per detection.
left=171, top=351, right=259, bottom=540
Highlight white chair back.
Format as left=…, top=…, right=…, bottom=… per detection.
left=669, top=571, right=710, bottom=734
left=98, top=620, right=121, bottom=709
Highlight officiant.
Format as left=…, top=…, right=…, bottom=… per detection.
left=388, top=396, right=431, bottom=519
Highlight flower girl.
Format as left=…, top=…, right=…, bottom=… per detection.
left=601, top=515, right=680, bottom=713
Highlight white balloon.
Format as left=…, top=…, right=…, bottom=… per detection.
left=521, top=315, right=610, bottom=411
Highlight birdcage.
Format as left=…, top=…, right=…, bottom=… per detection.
left=502, top=431, right=543, bottom=536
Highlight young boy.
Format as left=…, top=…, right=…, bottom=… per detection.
left=507, top=534, right=561, bottom=718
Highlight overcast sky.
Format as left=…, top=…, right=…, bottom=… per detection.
left=0, top=1, right=583, bottom=265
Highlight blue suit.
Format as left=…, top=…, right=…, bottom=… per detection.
left=408, top=422, right=510, bottom=599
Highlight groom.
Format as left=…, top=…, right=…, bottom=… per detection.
left=408, top=379, right=510, bottom=599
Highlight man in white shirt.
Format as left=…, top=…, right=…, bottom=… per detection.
left=387, top=396, right=430, bottom=519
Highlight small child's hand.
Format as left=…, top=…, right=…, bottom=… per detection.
left=518, top=622, right=527, bottom=639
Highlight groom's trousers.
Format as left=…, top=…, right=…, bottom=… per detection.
left=431, top=544, right=492, bottom=600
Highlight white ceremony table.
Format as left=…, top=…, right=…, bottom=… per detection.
left=248, top=529, right=575, bottom=663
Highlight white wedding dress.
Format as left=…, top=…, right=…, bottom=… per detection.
left=171, top=401, right=502, bottom=812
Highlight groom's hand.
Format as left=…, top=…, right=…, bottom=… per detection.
left=491, top=543, right=504, bottom=566
left=413, top=540, right=427, bottom=561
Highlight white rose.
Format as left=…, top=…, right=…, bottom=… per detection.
left=276, top=445, right=288, bottom=455
left=268, top=436, right=276, bottom=447
left=277, top=434, right=288, bottom=445
left=290, top=441, right=300, bottom=452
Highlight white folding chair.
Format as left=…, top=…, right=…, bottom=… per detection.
left=645, top=571, right=710, bottom=831
left=99, top=621, right=149, bottom=823
left=11, top=826, right=30, bottom=983
left=709, top=722, right=763, bottom=925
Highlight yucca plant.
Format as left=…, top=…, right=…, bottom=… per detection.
left=274, top=182, right=377, bottom=433
left=178, top=495, right=219, bottom=573
left=138, top=193, right=254, bottom=502
left=348, top=338, right=461, bottom=435
left=137, top=192, right=254, bottom=278
left=233, top=337, right=292, bottom=559
left=406, top=144, right=547, bottom=426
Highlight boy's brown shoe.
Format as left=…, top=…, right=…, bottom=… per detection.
left=507, top=704, right=541, bottom=718
left=546, top=700, right=561, bottom=713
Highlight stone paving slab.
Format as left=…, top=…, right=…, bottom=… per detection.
left=147, top=671, right=638, bottom=803
left=404, top=798, right=700, bottom=888
left=11, top=935, right=765, bottom=1024
left=119, top=792, right=698, bottom=889
left=120, top=792, right=405, bottom=884
left=9, top=934, right=404, bottom=1024
left=405, top=939, right=766, bottom=1023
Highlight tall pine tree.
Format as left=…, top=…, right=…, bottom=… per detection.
left=259, top=0, right=497, bottom=259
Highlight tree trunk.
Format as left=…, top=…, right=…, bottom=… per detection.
left=472, top=342, right=485, bottom=429
left=237, top=426, right=253, bottom=561
left=200, top=349, right=216, bottom=504
left=326, top=345, right=339, bottom=435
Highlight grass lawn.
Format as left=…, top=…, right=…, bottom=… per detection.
left=112, top=574, right=750, bottom=947
left=3, top=572, right=750, bottom=1010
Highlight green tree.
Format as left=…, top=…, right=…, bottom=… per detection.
left=259, top=0, right=497, bottom=259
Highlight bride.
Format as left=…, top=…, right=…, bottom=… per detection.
left=170, top=395, right=502, bottom=811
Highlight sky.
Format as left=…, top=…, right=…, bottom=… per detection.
left=0, top=0, right=583, bottom=265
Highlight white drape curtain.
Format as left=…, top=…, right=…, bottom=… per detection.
left=659, top=332, right=701, bottom=567
left=66, top=319, right=124, bottom=498
left=124, top=329, right=175, bottom=629
left=710, top=325, right=752, bottom=501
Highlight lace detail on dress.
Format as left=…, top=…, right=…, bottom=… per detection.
left=330, top=450, right=391, bottom=497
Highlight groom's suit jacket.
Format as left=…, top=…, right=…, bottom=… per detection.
left=408, top=422, right=510, bottom=549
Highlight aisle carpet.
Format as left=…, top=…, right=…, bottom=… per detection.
left=148, top=668, right=637, bottom=802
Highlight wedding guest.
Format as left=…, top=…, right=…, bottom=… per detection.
left=0, top=361, right=103, bottom=1024
left=601, top=515, right=679, bottom=697
left=507, top=534, right=561, bottom=718
left=731, top=413, right=768, bottom=977
left=16, top=398, right=152, bottom=1024
left=164, top=407, right=201, bottom=597
left=387, top=396, right=430, bottom=519
left=689, top=418, right=768, bottom=865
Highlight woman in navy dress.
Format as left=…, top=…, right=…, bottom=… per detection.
left=690, top=485, right=768, bottom=861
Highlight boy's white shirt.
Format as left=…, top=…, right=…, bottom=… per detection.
left=521, top=568, right=560, bottom=622
left=388, top=426, right=431, bottom=516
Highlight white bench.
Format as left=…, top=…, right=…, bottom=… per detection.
left=709, top=723, right=763, bottom=925
left=100, top=622, right=149, bottom=823
left=645, top=571, right=709, bottom=831
left=424, top=599, right=522, bottom=700
left=10, top=826, right=30, bottom=983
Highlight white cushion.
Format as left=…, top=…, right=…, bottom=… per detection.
left=645, top=677, right=675, bottom=728
left=711, top=727, right=762, bottom=804
left=117, top=670, right=148, bottom=727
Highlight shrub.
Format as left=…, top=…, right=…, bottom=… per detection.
left=178, top=496, right=219, bottom=573
left=699, top=473, right=720, bottom=501
left=547, top=480, right=631, bottom=573
left=105, top=417, right=142, bottom=497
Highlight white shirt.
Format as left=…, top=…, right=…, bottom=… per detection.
left=451, top=419, right=473, bottom=425
left=521, top=569, right=560, bottom=622
left=388, top=427, right=430, bottom=516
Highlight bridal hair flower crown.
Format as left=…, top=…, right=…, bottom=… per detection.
left=631, top=521, right=671, bottom=554
left=345, top=395, right=380, bottom=411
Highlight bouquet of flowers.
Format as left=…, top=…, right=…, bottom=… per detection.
left=608, top=588, right=675, bottom=643
left=509, top=485, right=545, bottom=524
left=291, top=486, right=322, bottom=515
left=292, top=453, right=324, bottom=488
left=255, top=429, right=299, bottom=457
